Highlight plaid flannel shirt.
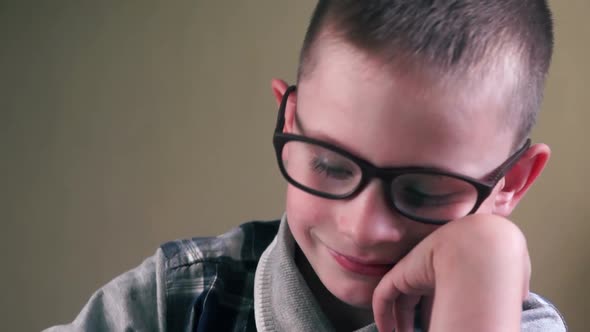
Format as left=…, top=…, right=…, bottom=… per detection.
left=162, top=220, right=279, bottom=331
left=45, top=217, right=567, bottom=331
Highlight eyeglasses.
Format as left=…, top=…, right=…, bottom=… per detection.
left=273, top=85, right=530, bottom=224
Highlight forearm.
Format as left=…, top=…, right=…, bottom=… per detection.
left=429, top=266, right=524, bottom=331
left=428, top=216, right=530, bottom=332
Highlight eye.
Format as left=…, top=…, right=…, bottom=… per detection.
left=400, top=187, right=463, bottom=207
left=310, top=157, right=354, bottom=180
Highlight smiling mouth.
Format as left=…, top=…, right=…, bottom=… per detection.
left=327, top=248, right=395, bottom=276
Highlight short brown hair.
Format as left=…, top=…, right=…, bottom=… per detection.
left=298, top=0, right=554, bottom=145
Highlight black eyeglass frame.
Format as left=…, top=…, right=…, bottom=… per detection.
left=273, top=85, right=531, bottom=224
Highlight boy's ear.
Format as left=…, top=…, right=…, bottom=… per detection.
left=493, top=143, right=551, bottom=216
left=271, top=79, right=289, bottom=107
left=271, top=78, right=297, bottom=133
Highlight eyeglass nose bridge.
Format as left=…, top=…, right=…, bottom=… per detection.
left=348, top=167, right=407, bottom=215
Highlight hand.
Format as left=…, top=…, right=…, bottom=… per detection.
left=372, top=214, right=531, bottom=332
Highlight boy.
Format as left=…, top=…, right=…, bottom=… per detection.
left=46, top=0, right=567, bottom=331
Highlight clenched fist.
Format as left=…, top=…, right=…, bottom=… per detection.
left=373, top=214, right=531, bottom=332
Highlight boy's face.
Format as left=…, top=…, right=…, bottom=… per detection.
left=278, top=41, right=523, bottom=308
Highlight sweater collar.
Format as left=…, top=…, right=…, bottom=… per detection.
left=254, top=214, right=378, bottom=332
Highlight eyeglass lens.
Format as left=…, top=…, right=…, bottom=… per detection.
left=281, top=140, right=479, bottom=221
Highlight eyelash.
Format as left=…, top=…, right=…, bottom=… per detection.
left=311, top=158, right=353, bottom=179
left=402, top=188, right=462, bottom=206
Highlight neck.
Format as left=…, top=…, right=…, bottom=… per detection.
left=295, top=246, right=374, bottom=331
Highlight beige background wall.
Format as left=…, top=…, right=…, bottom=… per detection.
left=1, top=1, right=587, bottom=331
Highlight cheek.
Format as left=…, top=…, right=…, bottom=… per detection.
left=477, top=200, right=495, bottom=214
left=285, top=185, right=332, bottom=229
left=406, top=222, right=440, bottom=248
left=284, top=187, right=325, bottom=259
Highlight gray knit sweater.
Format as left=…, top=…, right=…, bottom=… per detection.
left=45, top=216, right=567, bottom=331
left=254, top=218, right=567, bottom=331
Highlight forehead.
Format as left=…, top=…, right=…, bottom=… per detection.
left=296, top=42, right=516, bottom=177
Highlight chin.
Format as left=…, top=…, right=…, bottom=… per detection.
left=321, top=272, right=378, bottom=308
left=331, top=287, right=374, bottom=308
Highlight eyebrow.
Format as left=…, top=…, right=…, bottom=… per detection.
left=293, top=111, right=343, bottom=148
left=293, top=110, right=466, bottom=174
left=293, top=110, right=369, bottom=162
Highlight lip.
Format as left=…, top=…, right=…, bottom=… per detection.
left=327, top=248, right=394, bottom=277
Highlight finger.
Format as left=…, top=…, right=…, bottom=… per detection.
left=373, top=285, right=398, bottom=332
left=418, top=296, right=434, bottom=331
left=373, top=245, right=434, bottom=332
left=394, top=294, right=421, bottom=332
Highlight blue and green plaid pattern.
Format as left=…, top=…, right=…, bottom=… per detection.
left=161, top=220, right=279, bottom=331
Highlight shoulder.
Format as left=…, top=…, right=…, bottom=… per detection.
left=44, top=252, right=165, bottom=331
left=522, top=292, right=568, bottom=331
left=43, top=220, right=280, bottom=332
left=158, top=219, right=280, bottom=331
left=160, top=220, right=280, bottom=270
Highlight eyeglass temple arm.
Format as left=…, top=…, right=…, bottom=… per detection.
left=486, top=138, right=532, bottom=183
left=274, top=85, right=298, bottom=134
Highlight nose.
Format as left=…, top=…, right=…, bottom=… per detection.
left=336, top=180, right=406, bottom=247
